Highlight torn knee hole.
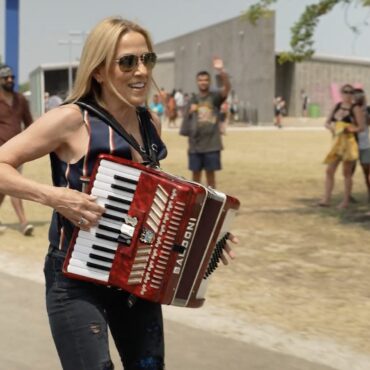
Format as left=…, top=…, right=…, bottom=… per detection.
left=89, top=323, right=101, bottom=334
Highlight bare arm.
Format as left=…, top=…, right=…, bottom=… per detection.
left=0, top=104, right=105, bottom=229
left=351, top=105, right=365, bottom=133
left=324, top=106, right=336, bottom=134
left=213, top=57, right=231, bottom=99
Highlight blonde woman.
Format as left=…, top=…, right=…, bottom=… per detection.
left=319, top=84, right=365, bottom=208
left=0, top=17, right=238, bottom=369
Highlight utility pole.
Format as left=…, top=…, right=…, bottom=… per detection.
left=5, top=0, right=20, bottom=90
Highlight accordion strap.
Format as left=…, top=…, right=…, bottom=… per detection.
left=74, top=100, right=158, bottom=166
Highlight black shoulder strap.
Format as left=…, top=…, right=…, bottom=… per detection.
left=74, top=100, right=158, bottom=166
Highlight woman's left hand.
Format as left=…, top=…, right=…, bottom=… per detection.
left=221, top=233, right=239, bottom=265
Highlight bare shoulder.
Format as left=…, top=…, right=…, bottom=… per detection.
left=48, top=104, right=84, bottom=129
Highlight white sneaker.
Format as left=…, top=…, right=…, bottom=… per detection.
left=21, top=224, right=34, bottom=236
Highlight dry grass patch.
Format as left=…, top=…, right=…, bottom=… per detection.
left=1, top=129, right=370, bottom=353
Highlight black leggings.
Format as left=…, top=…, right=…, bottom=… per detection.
left=44, top=250, right=165, bottom=370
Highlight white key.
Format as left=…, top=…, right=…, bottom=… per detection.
left=67, top=264, right=109, bottom=282
left=99, top=160, right=141, bottom=179
left=77, top=232, right=118, bottom=250
left=95, top=173, right=137, bottom=191
left=74, top=243, right=115, bottom=260
left=92, top=185, right=133, bottom=203
left=71, top=251, right=113, bottom=268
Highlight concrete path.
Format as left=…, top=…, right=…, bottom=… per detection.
left=0, top=271, right=337, bottom=370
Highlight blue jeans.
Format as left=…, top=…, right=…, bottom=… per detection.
left=44, top=247, right=165, bottom=370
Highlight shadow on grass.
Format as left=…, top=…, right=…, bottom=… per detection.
left=241, top=195, right=370, bottom=229
left=2, top=220, right=50, bottom=230
left=295, top=195, right=370, bottom=227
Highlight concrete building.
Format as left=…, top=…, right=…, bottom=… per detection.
left=29, top=62, right=78, bottom=117
left=153, top=15, right=275, bottom=125
left=276, top=54, right=370, bottom=118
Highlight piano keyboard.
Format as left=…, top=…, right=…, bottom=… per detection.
left=66, top=159, right=141, bottom=281
left=66, top=158, right=186, bottom=293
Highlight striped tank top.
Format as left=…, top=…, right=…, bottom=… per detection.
left=48, top=107, right=167, bottom=253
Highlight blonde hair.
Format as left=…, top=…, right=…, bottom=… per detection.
left=67, top=16, right=154, bottom=107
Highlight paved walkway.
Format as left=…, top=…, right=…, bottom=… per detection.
left=0, top=271, right=337, bottom=370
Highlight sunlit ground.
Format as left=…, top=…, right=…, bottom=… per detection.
left=2, top=128, right=370, bottom=354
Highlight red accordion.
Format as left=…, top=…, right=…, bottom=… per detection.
left=63, top=154, right=240, bottom=307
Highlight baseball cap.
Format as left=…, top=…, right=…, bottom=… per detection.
left=0, top=64, right=14, bottom=78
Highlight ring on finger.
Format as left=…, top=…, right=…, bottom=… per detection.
left=78, top=217, right=86, bottom=226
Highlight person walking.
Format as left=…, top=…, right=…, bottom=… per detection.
left=319, top=84, right=365, bottom=209
left=0, top=64, right=34, bottom=235
left=149, top=93, right=164, bottom=123
left=166, top=89, right=177, bottom=128
left=273, top=96, right=285, bottom=128
left=353, top=88, right=370, bottom=202
left=0, top=17, right=237, bottom=369
left=186, top=58, right=231, bottom=189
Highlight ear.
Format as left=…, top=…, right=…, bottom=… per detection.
left=93, top=65, right=104, bottom=84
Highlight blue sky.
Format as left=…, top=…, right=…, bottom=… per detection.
left=1, top=0, right=370, bottom=82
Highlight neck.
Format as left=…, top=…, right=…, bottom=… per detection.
left=101, top=93, right=137, bottom=125
left=0, top=89, right=14, bottom=104
left=199, top=89, right=209, bottom=97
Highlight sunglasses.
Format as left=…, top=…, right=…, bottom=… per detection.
left=1, top=75, right=15, bottom=81
left=342, top=90, right=353, bottom=94
left=114, top=52, right=157, bottom=72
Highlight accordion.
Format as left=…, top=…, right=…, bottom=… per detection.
left=63, top=154, right=240, bottom=307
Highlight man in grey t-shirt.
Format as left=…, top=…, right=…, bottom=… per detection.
left=188, top=58, right=231, bottom=188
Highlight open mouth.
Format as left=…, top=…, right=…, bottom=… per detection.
left=128, top=82, right=146, bottom=90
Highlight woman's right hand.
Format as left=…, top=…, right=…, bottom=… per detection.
left=48, top=187, right=105, bottom=230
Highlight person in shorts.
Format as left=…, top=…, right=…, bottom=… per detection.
left=353, top=88, right=370, bottom=202
left=187, top=58, right=231, bottom=189
left=0, top=64, right=34, bottom=235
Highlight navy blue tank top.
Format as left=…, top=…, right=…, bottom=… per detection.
left=48, top=107, right=167, bottom=252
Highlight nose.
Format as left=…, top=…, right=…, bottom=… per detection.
left=134, top=59, right=149, bottom=75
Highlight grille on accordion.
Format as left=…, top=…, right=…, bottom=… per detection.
left=63, top=154, right=240, bottom=308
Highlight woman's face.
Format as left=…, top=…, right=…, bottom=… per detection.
left=341, top=87, right=354, bottom=104
left=98, top=31, right=154, bottom=107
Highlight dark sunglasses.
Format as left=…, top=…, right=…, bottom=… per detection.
left=342, top=90, right=353, bottom=94
left=1, top=74, right=15, bottom=81
left=114, top=52, right=157, bottom=72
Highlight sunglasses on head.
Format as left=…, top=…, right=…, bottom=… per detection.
left=114, top=52, right=157, bottom=72
left=342, top=89, right=353, bottom=94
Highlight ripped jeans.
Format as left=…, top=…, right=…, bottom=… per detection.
left=44, top=247, right=165, bottom=370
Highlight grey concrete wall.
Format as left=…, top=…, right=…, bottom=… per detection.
left=288, top=57, right=370, bottom=117
left=152, top=53, right=175, bottom=96
left=154, top=15, right=275, bottom=124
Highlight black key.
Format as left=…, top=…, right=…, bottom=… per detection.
left=92, top=244, right=116, bottom=255
left=105, top=204, right=128, bottom=214
left=111, top=184, right=135, bottom=194
left=96, top=232, right=117, bottom=243
left=98, top=224, right=120, bottom=234
left=107, top=195, right=131, bottom=206
left=86, top=262, right=111, bottom=272
left=89, top=253, right=114, bottom=263
left=118, top=235, right=131, bottom=245
left=102, top=212, right=125, bottom=223
left=114, top=175, right=138, bottom=185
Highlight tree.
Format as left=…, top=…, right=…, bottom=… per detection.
left=244, top=0, right=370, bottom=63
